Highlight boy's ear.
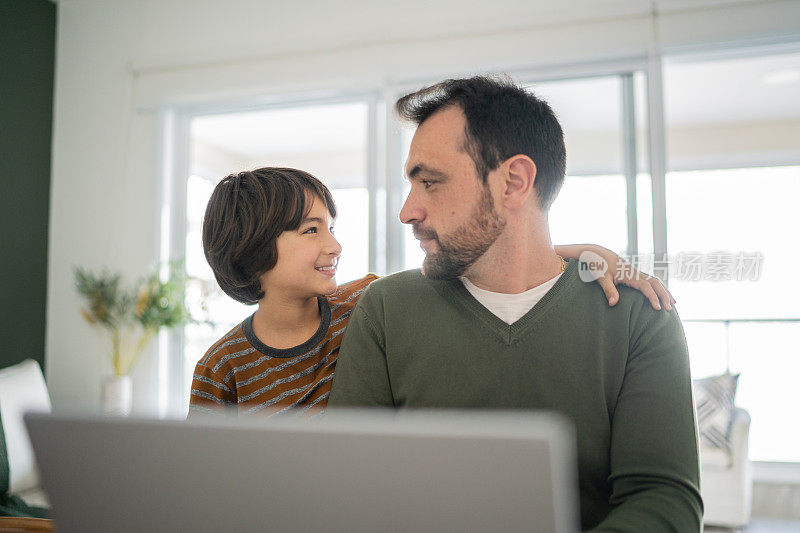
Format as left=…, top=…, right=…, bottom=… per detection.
left=501, top=155, right=536, bottom=210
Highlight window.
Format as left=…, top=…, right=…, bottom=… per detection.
left=166, top=48, right=800, bottom=467
left=535, top=77, right=628, bottom=254
left=401, top=73, right=650, bottom=270
left=663, top=51, right=800, bottom=462
left=182, top=101, right=371, bottom=412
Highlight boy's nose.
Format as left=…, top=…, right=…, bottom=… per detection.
left=327, top=234, right=342, bottom=257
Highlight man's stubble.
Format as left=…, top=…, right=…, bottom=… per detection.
left=415, top=185, right=507, bottom=280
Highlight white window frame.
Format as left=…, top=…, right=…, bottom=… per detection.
left=157, top=43, right=800, bottom=480
left=156, top=89, right=383, bottom=418
left=658, top=40, right=800, bottom=480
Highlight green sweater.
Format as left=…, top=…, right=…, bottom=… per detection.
left=329, top=261, right=702, bottom=532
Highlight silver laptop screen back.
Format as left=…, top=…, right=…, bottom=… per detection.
left=25, top=410, right=579, bottom=533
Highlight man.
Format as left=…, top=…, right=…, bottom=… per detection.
left=328, top=76, right=702, bottom=531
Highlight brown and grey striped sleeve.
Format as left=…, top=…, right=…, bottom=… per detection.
left=188, top=324, right=243, bottom=417
left=189, top=361, right=237, bottom=416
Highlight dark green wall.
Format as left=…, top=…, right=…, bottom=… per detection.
left=0, top=0, right=56, bottom=371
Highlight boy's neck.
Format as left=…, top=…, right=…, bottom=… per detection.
left=252, top=293, right=322, bottom=350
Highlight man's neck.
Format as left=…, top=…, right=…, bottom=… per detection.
left=463, top=215, right=563, bottom=294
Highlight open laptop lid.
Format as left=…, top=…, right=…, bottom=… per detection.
left=25, top=410, right=579, bottom=533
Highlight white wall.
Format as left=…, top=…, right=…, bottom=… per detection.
left=47, top=0, right=800, bottom=414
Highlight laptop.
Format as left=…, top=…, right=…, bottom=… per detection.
left=24, top=409, right=579, bottom=532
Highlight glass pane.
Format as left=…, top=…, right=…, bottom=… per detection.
left=664, top=50, right=800, bottom=462
left=330, top=188, right=369, bottom=283
left=549, top=174, right=627, bottom=254
left=666, top=166, right=799, bottom=320
left=184, top=101, right=371, bottom=412
left=401, top=76, right=635, bottom=270
left=531, top=77, right=623, bottom=176
left=635, top=68, right=654, bottom=257
left=636, top=173, right=654, bottom=257
left=683, top=322, right=729, bottom=378
left=729, top=322, right=800, bottom=463
left=685, top=320, right=800, bottom=462
left=533, top=76, right=629, bottom=255
left=191, top=101, right=370, bottom=282
left=664, top=52, right=800, bottom=170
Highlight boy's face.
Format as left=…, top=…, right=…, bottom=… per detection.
left=259, top=195, right=342, bottom=301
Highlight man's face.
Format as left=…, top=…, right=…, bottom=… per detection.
left=399, top=106, right=506, bottom=279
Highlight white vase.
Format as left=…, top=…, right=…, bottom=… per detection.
left=101, top=375, right=132, bottom=416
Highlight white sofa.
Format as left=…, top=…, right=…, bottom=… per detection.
left=0, top=359, right=52, bottom=511
left=700, top=407, right=753, bottom=528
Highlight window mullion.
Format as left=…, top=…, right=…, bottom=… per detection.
left=621, top=73, right=639, bottom=259
left=646, top=51, right=669, bottom=282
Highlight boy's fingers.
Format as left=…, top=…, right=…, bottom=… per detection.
left=654, top=281, right=674, bottom=310
left=597, top=276, right=619, bottom=306
left=627, top=279, right=661, bottom=310
left=643, top=275, right=673, bottom=310
left=663, top=284, right=677, bottom=305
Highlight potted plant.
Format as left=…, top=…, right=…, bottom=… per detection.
left=74, top=261, right=200, bottom=415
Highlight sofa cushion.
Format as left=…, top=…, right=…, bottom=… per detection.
left=693, top=373, right=739, bottom=456
left=699, top=444, right=733, bottom=469
left=0, top=360, right=52, bottom=495
left=12, top=487, right=49, bottom=509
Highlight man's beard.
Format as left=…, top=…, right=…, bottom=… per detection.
left=414, top=185, right=506, bottom=280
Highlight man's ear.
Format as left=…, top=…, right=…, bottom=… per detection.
left=501, top=155, right=537, bottom=210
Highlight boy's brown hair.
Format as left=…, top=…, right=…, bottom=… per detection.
left=202, top=167, right=337, bottom=305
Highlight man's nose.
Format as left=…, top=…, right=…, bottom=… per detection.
left=399, top=188, right=423, bottom=225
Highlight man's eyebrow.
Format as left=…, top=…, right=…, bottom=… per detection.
left=407, top=164, right=448, bottom=181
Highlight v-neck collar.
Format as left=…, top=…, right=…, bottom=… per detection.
left=430, top=259, right=578, bottom=345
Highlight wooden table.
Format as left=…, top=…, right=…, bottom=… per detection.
left=0, top=517, right=55, bottom=532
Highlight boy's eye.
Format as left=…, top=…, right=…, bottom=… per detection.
left=303, top=227, right=318, bottom=234
left=329, top=226, right=335, bottom=234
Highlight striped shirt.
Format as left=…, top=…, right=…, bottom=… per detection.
left=188, top=274, right=378, bottom=417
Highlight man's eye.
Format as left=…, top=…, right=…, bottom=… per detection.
left=422, top=180, right=435, bottom=189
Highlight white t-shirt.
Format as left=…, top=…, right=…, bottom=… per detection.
left=460, top=273, right=563, bottom=325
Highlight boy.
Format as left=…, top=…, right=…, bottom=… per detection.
left=189, top=167, right=672, bottom=416
left=189, top=167, right=372, bottom=417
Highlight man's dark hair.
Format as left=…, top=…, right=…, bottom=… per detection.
left=396, top=75, right=566, bottom=210
left=202, top=167, right=337, bottom=305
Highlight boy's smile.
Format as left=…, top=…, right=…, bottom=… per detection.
left=315, top=262, right=337, bottom=277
